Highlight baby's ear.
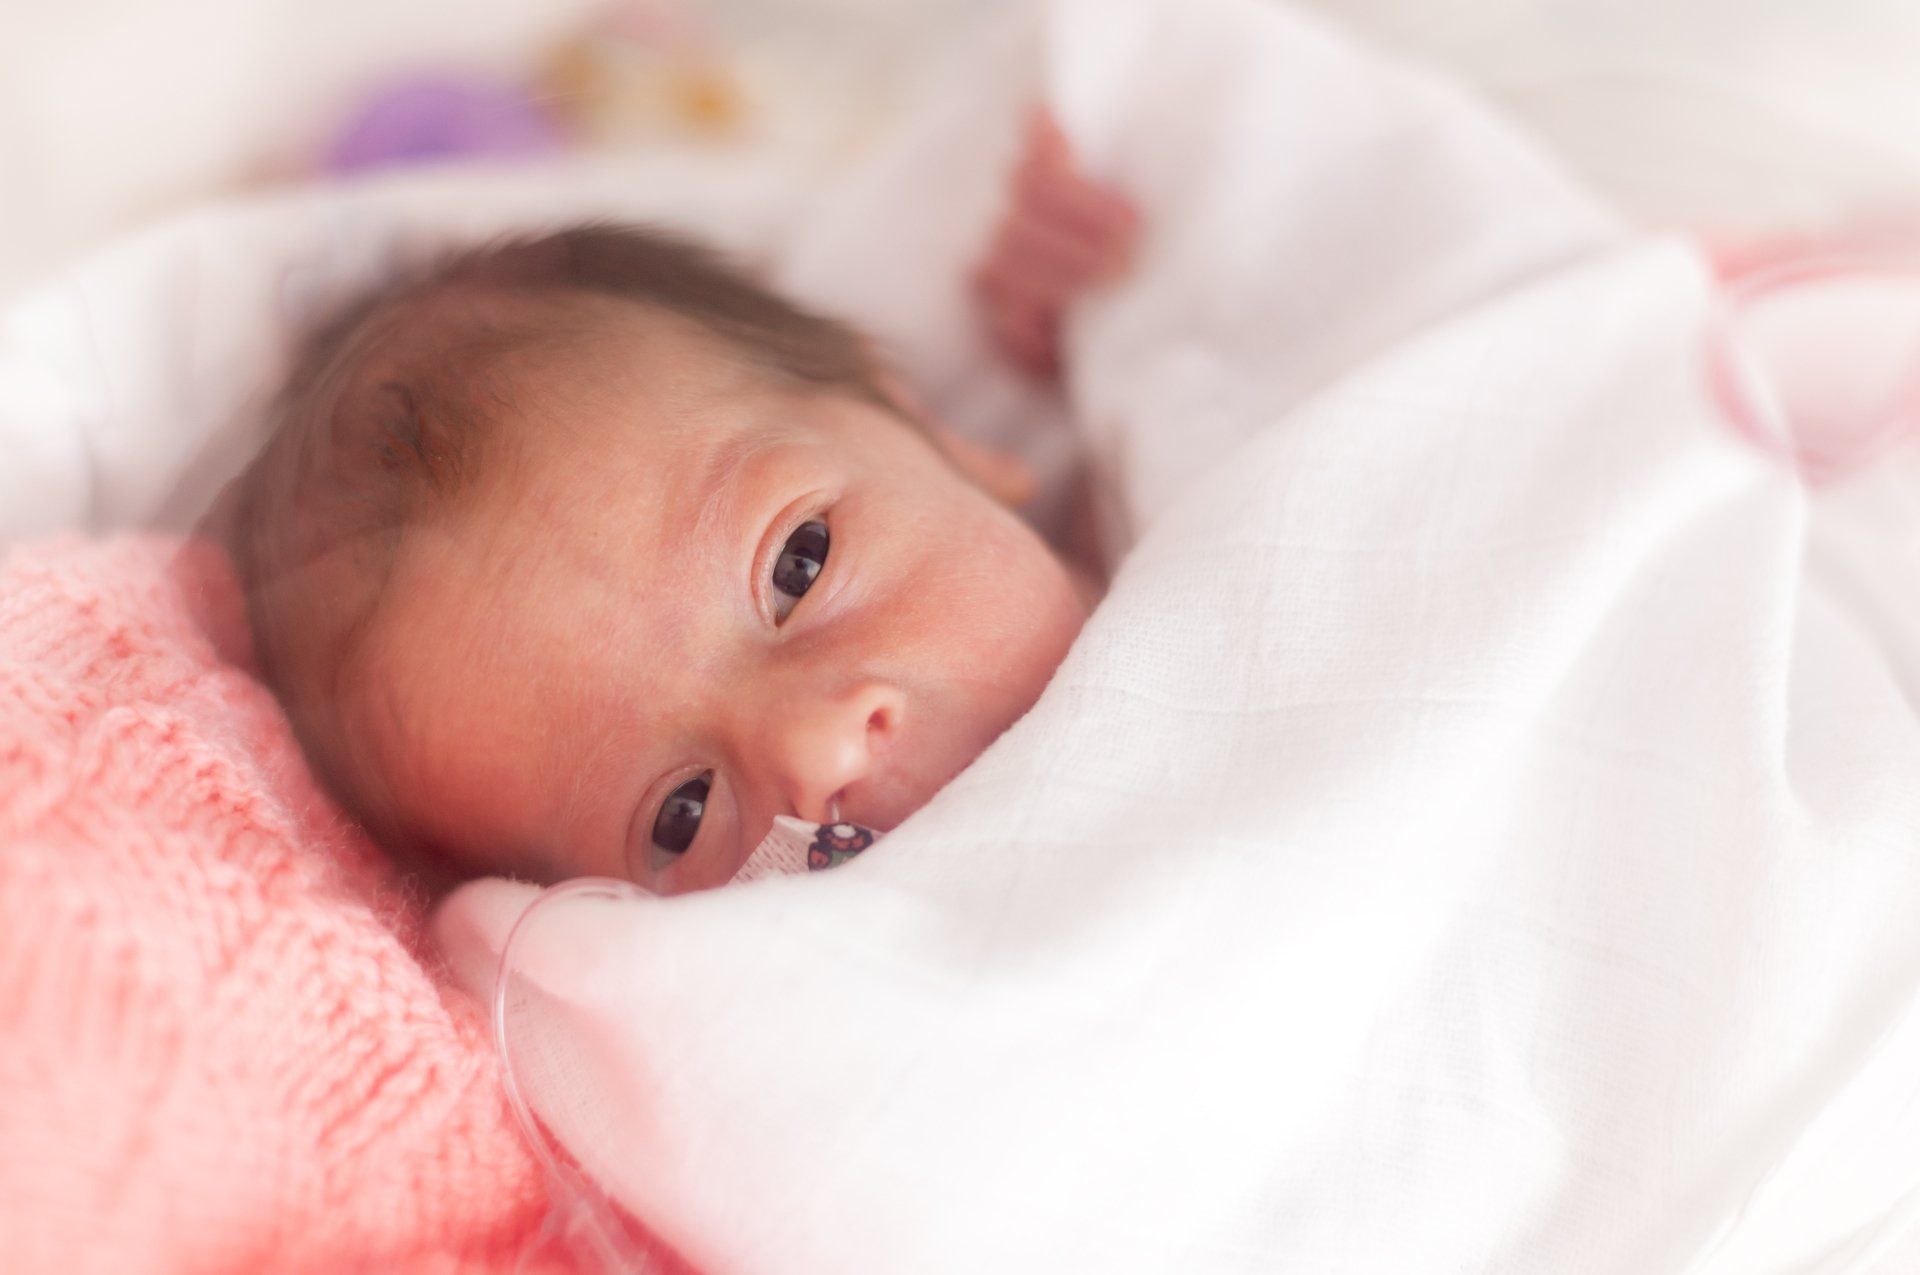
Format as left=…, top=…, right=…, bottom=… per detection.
left=873, top=363, right=1036, bottom=508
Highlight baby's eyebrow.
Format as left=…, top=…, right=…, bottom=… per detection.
left=689, top=430, right=776, bottom=548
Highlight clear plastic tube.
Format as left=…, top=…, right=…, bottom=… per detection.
left=495, top=876, right=659, bottom=1275
left=493, top=816, right=879, bottom=1272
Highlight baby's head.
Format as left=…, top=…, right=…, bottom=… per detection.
left=228, top=225, right=1088, bottom=893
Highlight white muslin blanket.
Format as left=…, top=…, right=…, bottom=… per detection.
left=420, top=0, right=1920, bottom=1270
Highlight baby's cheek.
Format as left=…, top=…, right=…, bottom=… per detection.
left=868, top=449, right=1088, bottom=694
left=939, top=528, right=1085, bottom=682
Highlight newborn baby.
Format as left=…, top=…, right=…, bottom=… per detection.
left=227, top=113, right=1134, bottom=894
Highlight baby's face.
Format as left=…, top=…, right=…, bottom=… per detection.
left=334, top=311, right=1088, bottom=892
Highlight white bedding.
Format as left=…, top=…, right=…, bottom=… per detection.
left=11, top=0, right=1920, bottom=305
left=427, top=2, right=1920, bottom=1272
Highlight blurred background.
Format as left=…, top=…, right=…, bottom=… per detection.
left=7, top=0, right=1920, bottom=302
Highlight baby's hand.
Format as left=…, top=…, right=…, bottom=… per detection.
left=973, top=109, right=1139, bottom=380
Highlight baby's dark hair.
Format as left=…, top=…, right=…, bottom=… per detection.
left=222, top=222, right=897, bottom=855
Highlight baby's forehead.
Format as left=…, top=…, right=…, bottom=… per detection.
left=358, top=287, right=730, bottom=398
left=492, top=392, right=823, bottom=547
left=349, top=292, right=762, bottom=479
left=486, top=318, right=869, bottom=463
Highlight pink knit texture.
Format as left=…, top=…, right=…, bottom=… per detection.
left=0, top=536, right=567, bottom=1273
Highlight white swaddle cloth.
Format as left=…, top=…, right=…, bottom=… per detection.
left=489, top=815, right=879, bottom=1273
left=432, top=1, right=1920, bottom=1271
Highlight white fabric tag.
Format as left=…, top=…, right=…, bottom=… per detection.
left=732, top=815, right=879, bottom=883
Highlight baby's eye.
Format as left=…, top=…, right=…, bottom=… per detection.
left=650, top=772, right=711, bottom=868
left=769, top=520, right=829, bottom=623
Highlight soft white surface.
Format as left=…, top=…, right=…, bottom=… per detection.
left=434, top=1, right=1920, bottom=1272
left=0, top=0, right=1014, bottom=305
left=10, top=0, right=1920, bottom=307
left=0, top=0, right=603, bottom=301
left=1302, top=0, right=1920, bottom=230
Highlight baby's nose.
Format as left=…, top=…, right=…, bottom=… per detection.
left=773, top=681, right=904, bottom=824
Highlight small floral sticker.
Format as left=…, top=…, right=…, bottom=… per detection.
left=808, top=822, right=875, bottom=871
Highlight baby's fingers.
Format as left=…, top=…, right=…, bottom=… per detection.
left=1015, top=113, right=1139, bottom=270
left=972, top=107, right=1140, bottom=380
left=986, top=209, right=1116, bottom=297
left=973, top=263, right=1062, bottom=378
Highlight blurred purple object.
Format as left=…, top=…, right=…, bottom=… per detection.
left=327, top=73, right=566, bottom=176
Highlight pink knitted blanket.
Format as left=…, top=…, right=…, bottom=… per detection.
left=0, top=536, right=569, bottom=1272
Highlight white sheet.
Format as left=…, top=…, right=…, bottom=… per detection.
left=434, top=1, right=1920, bottom=1271
left=1299, top=0, right=1920, bottom=232
left=12, top=0, right=1920, bottom=306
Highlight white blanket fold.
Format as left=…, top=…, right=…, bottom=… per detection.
left=429, top=2, right=1920, bottom=1271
